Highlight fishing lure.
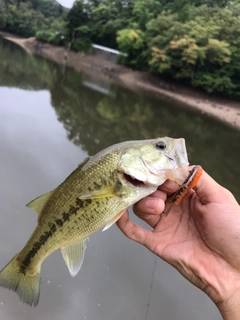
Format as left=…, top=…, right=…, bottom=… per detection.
left=164, top=165, right=203, bottom=216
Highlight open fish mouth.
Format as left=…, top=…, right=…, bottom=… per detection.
left=123, top=173, right=145, bottom=187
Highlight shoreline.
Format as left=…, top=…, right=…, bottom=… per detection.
left=1, top=31, right=239, bottom=130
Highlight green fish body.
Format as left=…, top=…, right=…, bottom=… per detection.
left=0, top=137, right=189, bottom=306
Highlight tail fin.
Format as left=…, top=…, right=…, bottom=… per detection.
left=0, top=255, right=41, bottom=307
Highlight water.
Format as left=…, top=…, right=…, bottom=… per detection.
left=0, top=36, right=239, bottom=320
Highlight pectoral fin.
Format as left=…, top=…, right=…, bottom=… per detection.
left=79, top=186, right=116, bottom=200
left=61, top=238, right=88, bottom=277
left=102, top=210, right=126, bottom=231
left=26, top=190, right=55, bottom=215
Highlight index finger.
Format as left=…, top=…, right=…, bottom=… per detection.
left=194, top=169, right=236, bottom=205
left=158, top=179, right=179, bottom=195
left=158, top=166, right=197, bottom=195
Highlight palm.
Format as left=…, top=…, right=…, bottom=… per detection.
left=152, top=193, right=214, bottom=258
left=152, top=198, right=204, bottom=263
left=117, top=171, right=240, bottom=313
left=138, top=192, right=240, bottom=301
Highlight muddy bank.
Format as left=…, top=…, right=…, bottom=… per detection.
left=1, top=31, right=240, bottom=130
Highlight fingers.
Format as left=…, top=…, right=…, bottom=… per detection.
left=158, top=179, right=179, bottom=195
left=160, top=168, right=229, bottom=206
left=133, top=190, right=166, bottom=228
left=193, top=169, right=230, bottom=205
left=158, top=166, right=199, bottom=195
left=149, top=189, right=167, bottom=202
left=116, top=211, right=153, bottom=246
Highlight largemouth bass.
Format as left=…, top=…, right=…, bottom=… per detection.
left=0, top=137, right=189, bottom=306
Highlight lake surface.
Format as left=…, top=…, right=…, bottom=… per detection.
left=0, top=36, right=239, bottom=320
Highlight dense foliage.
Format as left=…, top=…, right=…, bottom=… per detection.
left=1, top=0, right=240, bottom=98
left=0, top=0, right=64, bottom=37
left=65, top=0, right=240, bottom=98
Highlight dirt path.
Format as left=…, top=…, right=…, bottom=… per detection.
left=119, top=71, right=240, bottom=130
left=1, top=31, right=239, bottom=130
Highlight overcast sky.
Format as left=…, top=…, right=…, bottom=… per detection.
left=57, top=0, right=74, bottom=8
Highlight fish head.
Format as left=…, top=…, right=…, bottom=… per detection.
left=119, top=137, right=189, bottom=187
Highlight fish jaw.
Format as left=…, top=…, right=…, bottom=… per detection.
left=119, top=137, right=189, bottom=187
left=162, top=138, right=189, bottom=185
left=166, top=138, right=189, bottom=170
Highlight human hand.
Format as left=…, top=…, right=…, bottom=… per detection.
left=117, top=169, right=240, bottom=319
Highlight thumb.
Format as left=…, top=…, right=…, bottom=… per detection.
left=194, top=169, right=229, bottom=205
left=117, top=211, right=154, bottom=247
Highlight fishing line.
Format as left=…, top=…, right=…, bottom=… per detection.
left=145, top=256, right=157, bottom=320
left=144, top=104, right=182, bottom=319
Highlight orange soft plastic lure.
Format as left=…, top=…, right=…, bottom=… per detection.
left=164, top=165, right=203, bottom=216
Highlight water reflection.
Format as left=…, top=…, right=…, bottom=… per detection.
left=1, top=37, right=239, bottom=200
left=0, top=36, right=238, bottom=320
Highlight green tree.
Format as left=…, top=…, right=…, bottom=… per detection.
left=37, top=0, right=63, bottom=18
left=117, top=28, right=147, bottom=68
left=0, top=0, right=7, bottom=28
left=72, top=25, right=92, bottom=52
left=146, top=6, right=239, bottom=97
left=2, top=0, right=64, bottom=37
left=67, top=0, right=89, bottom=34
left=2, top=0, right=240, bottom=98
left=131, top=0, right=162, bottom=30
left=193, top=0, right=229, bottom=7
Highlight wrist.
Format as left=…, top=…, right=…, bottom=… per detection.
left=207, top=267, right=240, bottom=320
left=217, top=286, right=240, bottom=320
left=193, top=258, right=240, bottom=319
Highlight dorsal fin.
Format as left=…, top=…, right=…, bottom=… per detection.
left=25, top=157, right=90, bottom=216
left=26, top=190, right=55, bottom=215
left=78, top=157, right=90, bottom=168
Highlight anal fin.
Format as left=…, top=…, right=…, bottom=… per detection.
left=61, top=238, right=88, bottom=277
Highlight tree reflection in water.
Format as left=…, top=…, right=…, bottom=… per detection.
left=0, top=36, right=239, bottom=200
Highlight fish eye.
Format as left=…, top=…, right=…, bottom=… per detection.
left=155, top=141, right=166, bottom=150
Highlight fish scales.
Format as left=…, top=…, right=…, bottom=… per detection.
left=0, top=137, right=189, bottom=306
left=20, top=151, right=127, bottom=268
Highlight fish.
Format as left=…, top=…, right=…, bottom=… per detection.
left=0, top=137, right=189, bottom=307
left=163, top=165, right=203, bottom=216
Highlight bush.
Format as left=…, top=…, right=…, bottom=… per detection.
left=36, top=30, right=68, bottom=46
left=36, top=31, right=53, bottom=42
left=72, top=37, right=92, bottom=53
left=49, top=32, right=68, bottom=46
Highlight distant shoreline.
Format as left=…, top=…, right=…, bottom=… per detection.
left=1, top=30, right=240, bottom=130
